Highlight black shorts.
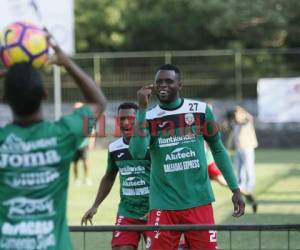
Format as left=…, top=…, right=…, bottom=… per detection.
left=73, top=147, right=88, bottom=162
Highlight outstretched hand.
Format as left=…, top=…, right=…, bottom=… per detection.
left=44, top=28, right=70, bottom=66
left=232, top=189, right=245, bottom=218
left=81, top=206, right=98, bottom=226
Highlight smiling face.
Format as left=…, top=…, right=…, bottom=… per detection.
left=154, top=69, right=182, bottom=104
left=118, top=108, right=137, bottom=141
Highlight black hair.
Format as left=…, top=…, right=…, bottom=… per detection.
left=118, top=102, right=138, bottom=111
left=4, top=63, right=45, bottom=116
left=226, top=110, right=235, bottom=121
left=156, top=64, right=181, bottom=81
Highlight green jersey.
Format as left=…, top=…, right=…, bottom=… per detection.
left=107, top=137, right=150, bottom=219
left=130, top=98, right=238, bottom=210
left=205, top=145, right=214, bottom=166
left=0, top=105, right=93, bottom=250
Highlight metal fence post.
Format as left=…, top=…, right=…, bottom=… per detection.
left=53, top=65, right=62, bottom=120
left=234, top=50, right=243, bottom=101
left=93, top=55, right=101, bottom=85
left=165, top=51, right=172, bottom=64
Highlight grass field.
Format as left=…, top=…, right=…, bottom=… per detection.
left=68, top=149, right=300, bottom=250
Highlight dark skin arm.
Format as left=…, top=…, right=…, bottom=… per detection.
left=81, top=169, right=118, bottom=225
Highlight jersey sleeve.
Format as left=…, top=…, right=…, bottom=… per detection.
left=205, top=147, right=215, bottom=166
left=129, top=109, right=151, bottom=159
left=204, top=105, right=239, bottom=190
left=59, top=105, right=95, bottom=149
left=106, top=151, right=118, bottom=173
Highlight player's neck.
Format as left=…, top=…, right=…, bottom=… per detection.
left=159, top=97, right=182, bottom=110
left=123, top=136, right=130, bottom=144
left=12, top=109, right=44, bottom=126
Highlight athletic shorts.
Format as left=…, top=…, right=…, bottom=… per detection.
left=146, top=204, right=217, bottom=250
left=208, top=162, right=221, bottom=178
left=73, top=147, right=88, bottom=162
left=111, top=215, right=148, bottom=248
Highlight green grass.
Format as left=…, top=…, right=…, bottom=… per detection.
left=68, top=149, right=300, bottom=250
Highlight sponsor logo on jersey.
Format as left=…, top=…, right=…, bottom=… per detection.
left=184, top=113, right=195, bottom=125
left=0, top=150, right=61, bottom=168
left=117, top=152, right=125, bottom=158
left=122, top=186, right=149, bottom=196
left=0, top=134, right=57, bottom=154
left=158, top=121, right=169, bottom=128
left=0, top=234, right=55, bottom=250
left=158, top=134, right=196, bottom=148
left=163, top=147, right=200, bottom=173
left=0, top=221, right=55, bottom=249
left=163, top=160, right=200, bottom=173
left=2, top=220, right=54, bottom=236
left=122, top=177, right=146, bottom=187
left=4, top=168, right=60, bottom=189
left=119, top=166, right=146, bottom=176
left=0, top=134, right=60, bottom=168
left=3, top=196, right=55, bottom=219
left=165, top=147, right=196, bottom=161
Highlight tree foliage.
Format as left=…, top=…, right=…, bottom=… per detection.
left=75, top=0, right=300, bottom=52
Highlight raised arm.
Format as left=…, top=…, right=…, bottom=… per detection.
left=129, top=85, right=153, bottom=159
left=235, top=106, right=253, bottom=123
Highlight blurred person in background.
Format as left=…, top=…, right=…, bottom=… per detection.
left=231, top=106, right=259, bottom=213
left=72, top=102, right=95, bottom=186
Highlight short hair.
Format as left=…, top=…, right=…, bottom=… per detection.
left=4, top=63, right=45, bottom=116
left=226, top=110, right=235, bottom=121
left=118, top=102, right=138, bottom=111
left=155, top=64, right=181, bottom=81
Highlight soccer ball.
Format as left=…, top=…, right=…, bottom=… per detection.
left=0, top=21, right=49, bottom=68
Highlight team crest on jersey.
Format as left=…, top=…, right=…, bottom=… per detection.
left=184, top=113, right=195, bottom=125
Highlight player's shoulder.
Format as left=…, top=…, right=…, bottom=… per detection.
left=108, top=137, right=128, bottom=153
left=145, top=104, right=160, bottom=119
left=182, top=98, right=207, bottom=113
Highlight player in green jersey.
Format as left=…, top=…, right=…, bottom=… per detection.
left=0, top=38, right=107, bottom=250
left=129, top=64, right=245, bottom=250
left=81, top=102, right=150, bottom=250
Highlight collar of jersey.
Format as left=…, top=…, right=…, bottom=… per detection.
left=159, top=97, right=184, bottom=111
left=122, top=137, right=129, bottom=145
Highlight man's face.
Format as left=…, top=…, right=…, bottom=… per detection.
left=234, top=107, right=245, bottom=123
left=154, top=70, right=182, bottom=103
left=118, top=108, right=136, bottom=139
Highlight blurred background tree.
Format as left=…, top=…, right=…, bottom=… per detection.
left=75, top=0, right=300, bottom=52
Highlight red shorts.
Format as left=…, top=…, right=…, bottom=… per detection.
left=111, top=215, right=147, bottom=248
left=146, top=204, right=217, bottom=250
left=208, top=162, right=221, bottom=178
